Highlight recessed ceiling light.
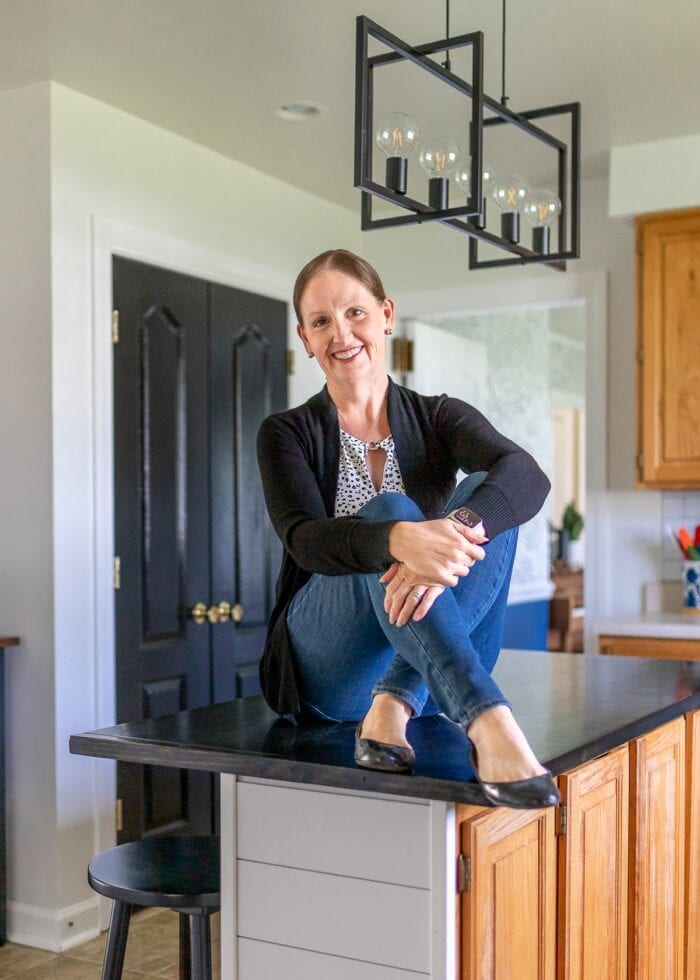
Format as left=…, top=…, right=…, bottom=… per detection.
left=276, top=101, right=326, bottom=122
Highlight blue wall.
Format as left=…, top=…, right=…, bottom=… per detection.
left=502, top=600, right=549, bottom=651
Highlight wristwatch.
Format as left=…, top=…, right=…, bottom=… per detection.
left=448, top=506, right=484, bottom=530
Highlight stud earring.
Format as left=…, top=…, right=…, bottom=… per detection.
left=307, top=352, right=315, bottom=358
left=384, top=328, right=393, bottom=336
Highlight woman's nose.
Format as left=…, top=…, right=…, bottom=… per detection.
left=331, top=316, right=353, bottom=343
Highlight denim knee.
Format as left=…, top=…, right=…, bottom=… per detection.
left=357, top=492, right=424, bottom=522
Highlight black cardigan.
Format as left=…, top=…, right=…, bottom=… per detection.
left=256, top=378, right=550, bottom=717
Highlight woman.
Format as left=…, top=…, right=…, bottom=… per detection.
left=256, top=249, right=559, bottom=809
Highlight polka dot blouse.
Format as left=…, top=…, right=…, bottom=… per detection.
left=334, top=428, right=406, bottom=517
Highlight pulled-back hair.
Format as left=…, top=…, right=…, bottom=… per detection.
left=293, top=249, right=386, bottom=323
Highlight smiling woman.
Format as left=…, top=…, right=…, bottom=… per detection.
left=256, top=249, right=559, bottom=809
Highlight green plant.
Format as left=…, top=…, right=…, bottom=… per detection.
left=562, top=501, right=584, bottom=541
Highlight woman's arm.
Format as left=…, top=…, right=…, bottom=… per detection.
left=432, top=395, right=551, bottom=539
left=257, top=414, right=395, bottom=576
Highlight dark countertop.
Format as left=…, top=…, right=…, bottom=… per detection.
left=70, top=651, right=700, bottom=806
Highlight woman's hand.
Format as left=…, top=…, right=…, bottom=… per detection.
left=388, top=518, right=487, bottom=587
left=380, top=562, right=445, bottom=626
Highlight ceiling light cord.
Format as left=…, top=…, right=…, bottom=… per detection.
left=501, top=0, right=509, bottom=106
left=442, top=0, right=451, bottom=72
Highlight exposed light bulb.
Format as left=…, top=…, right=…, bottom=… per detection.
left=492, top=173, right=530, bottom=243
left=523, top=188, right=562, bottom=254
left=375, top=112, right=420, bottom=195
left=419, top=137, right=461, bottom=210
left=455, top=160, right=495, bottom=228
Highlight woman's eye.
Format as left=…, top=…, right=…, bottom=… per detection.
left=312, top=318, right=328, bottom=329
left=349, top=308, right=365, bottom=318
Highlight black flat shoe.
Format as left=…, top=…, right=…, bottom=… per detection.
left=469, top=747, right=560, bottom=809
left=354, top=722, right=415, bottom=773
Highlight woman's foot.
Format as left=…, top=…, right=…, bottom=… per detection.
left=358, top=693, right=413, bottom=748
left=467, top=706, right=559, bottom=808
left=354, top=693, right=415, bottom=772
left=467, top=705, right=547, bottom=782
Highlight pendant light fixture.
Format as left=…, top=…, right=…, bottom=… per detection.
left=354, top=2, right=580, bottom=270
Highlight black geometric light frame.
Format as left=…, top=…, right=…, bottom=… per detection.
left=354, top=15, right=581, bottom=271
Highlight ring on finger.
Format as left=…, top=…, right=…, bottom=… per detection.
left=409, top=589, right=422, bottom=599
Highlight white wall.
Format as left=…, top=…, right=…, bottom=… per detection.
left=0, top=84, right=60, bottom=923
left=2, top=80, right=361, bottom=949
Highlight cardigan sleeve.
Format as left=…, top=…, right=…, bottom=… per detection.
left=433, top=395, right=551, bottom=538
left=257, top=414, right=395, bottom=575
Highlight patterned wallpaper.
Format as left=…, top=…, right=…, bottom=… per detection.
left=421, top=309, right=553, bottom=600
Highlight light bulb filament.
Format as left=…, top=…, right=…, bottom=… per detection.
left=391, top=129, right=404, bottom=153
left=538, top=203, right=550, bottom=222
left=435, top=151, right=447, bottom=172
left=506, top=186, right=518, bottom=207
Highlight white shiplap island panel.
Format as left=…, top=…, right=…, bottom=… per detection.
left=221, top=775, right=456, bottom=979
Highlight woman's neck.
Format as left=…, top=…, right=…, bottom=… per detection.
left=328, top=375, right=390, bottom=422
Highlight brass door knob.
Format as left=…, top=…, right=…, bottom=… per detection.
left=231, top=603, right=244, bottom=623
left=208, top=601, right=231, bottom=624
left=190, top=602, right=207, bottom=625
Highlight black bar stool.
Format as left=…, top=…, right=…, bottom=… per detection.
left=87, top=836, right=220, bottom=980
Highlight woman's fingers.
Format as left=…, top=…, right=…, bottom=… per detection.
left=412, top=585, right=445, bottom=622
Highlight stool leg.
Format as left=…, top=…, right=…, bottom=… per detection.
left=101, top=901, right=133, bottom=980
left=188, top=912, right=212, bottom=980
left=178, top=912, right=191, bottom=980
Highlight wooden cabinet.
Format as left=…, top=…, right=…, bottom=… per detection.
left=598, top=634, right=700, bottom=661
left=457, top=805, right=556, bottom=979
left=557, top=746, right=629, bottom=980
left=456, top=715, right=699, bottom=980
left=637, top=208, right=700, bottom=488
left=629, top=718, right=686, bottom=980
left=687, top=711, right=700, bottom=980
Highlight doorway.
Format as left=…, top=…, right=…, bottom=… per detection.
left=112, top=256, right=286, bottom=840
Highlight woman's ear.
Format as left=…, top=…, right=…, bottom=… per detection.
left=296, top=322, right=311, bottom=357
left=383, top=296, right=396, bottom=331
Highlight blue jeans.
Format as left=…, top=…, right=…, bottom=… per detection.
left=287, top=475, right=517, bottom=729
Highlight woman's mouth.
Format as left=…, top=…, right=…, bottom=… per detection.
left=332, top=346, right=363, bottom=362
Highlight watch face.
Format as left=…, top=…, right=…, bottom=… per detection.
left=450, top=507, right=483, bottom=529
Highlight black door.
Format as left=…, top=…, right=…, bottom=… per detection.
left=113, top=257, right=286, bottom=841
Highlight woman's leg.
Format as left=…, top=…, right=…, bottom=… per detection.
left=288, top=491, right=512, bottom=729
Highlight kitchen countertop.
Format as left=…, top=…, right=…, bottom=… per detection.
left=70, top=650, right=700, bottom=806
left=594, top=611, right=700, bottom=639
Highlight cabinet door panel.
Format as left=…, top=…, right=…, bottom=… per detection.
left=459, top=806, right=556, bottom=980
left=558, top=745, right=629, bottom=980
left=629, top=717, right=686, bottom=980
left=637, top=208, right=700, bottom=487
left=686, top=711, right=700, bottom=980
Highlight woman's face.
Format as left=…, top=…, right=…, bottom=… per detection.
left=297, top=269, right=395, bottom=387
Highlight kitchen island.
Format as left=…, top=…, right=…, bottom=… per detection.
left=71, top=650, right=700, bottom=979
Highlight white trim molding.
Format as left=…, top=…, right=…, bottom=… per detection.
left=7, top=897, right=100, bottom=953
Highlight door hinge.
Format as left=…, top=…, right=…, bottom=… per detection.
left=115, top=798, right=123, bottom=832
left=636, top=451, right=645, bottom=473
left=112, top=310, right=120, bottom=344
left=457, top=853, right=471, bottom=892
left=286, top=349, right=295, bottom=375
left=391, top=337, right=414, bottom=374
left=557, top=804, right=568, bottom=835
left=113, top=556, right=121, bottom=590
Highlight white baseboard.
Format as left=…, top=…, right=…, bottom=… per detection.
left=7, top=897, right=101, bottom=952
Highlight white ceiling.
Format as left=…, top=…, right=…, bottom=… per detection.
left=2, top=0, right=698, bottom=211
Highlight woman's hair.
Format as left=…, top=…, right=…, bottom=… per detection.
left=293, top=249, right=386, bottom=323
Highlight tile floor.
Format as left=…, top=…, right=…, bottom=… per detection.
left=0, top=907, right=221, bottom=979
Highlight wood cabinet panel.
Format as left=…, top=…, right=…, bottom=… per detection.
left=557, top=745, right=629, bottom=980
left=637, top=208, right=700, bottom=487
left=598, top=634, right=700, bottom=661
left=687, top=710, right=700, bottom=980
left=458, top=806, right=556, bottom=980
left=629, top=717, right=686, bottom=980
